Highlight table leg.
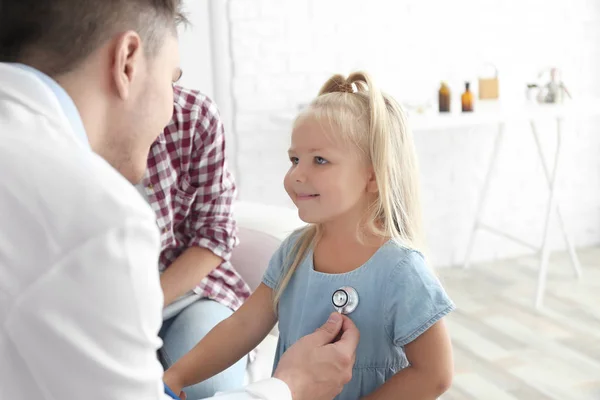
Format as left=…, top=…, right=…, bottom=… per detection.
left=530, top=119, right=583, bottom=281
left=464, top=123, right=505, bottom=269
left=533, top=118, right=564, bottom=309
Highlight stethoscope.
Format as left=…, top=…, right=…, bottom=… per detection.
left=332, top=286, right=359, bottom=314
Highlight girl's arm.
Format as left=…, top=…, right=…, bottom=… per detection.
left=164, top=283, right=278, bottom=395
left=361, top=319, right=453, bottom=400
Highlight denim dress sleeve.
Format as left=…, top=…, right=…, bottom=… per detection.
left=261, top=230, right=301, bottom=290
left=384, top=250, right=456, bottom=347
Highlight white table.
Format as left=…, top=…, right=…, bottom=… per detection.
left=409, top=99, right=600, bottom=309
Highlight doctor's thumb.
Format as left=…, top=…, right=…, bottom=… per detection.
left=314, top=312, right=343, bottom=342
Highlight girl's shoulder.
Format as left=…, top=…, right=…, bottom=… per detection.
left=278, top=225, right=315, bottom=255
left=378, top=239, right=427, bottom=271
left=377, top=240, right=445, bottom=291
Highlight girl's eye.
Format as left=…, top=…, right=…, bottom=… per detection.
left=315, top=156, right=328, bottom=165
left=290, top=157, right=299, bottom=165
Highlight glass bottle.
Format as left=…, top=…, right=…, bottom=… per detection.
left=438, top=82, right=451, bottom=113
left=461, top=82, right=473, bottom=112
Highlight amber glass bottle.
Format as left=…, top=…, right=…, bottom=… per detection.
left=438, top=82, right=451, bottom=113
left=462, top=82, right=473, bottom=112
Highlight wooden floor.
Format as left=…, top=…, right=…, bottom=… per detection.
left=437, top=246, right=600, bottom=400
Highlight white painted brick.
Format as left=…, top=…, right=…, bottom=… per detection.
left=260, top=0, right=309, bottom=19
left=308, top=0, right=347, bottom=18
left=232, top=76, right=256, bottom=99
left=234, top=20, right=286, bottom=40
left=234, top=77, right=291, bottom=113
left=233, top=57, right=260, bottom=77
left=284, top=19, right=318, bottom=53
left=229, top=0, right=261, bottom=21
left=583, top=0, right=600, bottom=19
left=258, top=54, right=289, bottom=75
left=235, top=94, right=289, bottom=112
left=289, top=52, right=336, bottom=74
left=231, top=36, right=261, bottom=61
left=255, top=74, right=313, bottom=107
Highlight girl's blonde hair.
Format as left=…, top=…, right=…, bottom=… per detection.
left=273, top=71, right=423, bottom=308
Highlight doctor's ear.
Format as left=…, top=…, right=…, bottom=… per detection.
left=111, top=31, right=143, bottom=100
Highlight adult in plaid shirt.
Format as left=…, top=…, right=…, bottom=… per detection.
left=136, top=85, right=251, bottom=399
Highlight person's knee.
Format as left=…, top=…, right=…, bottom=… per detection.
left=160, top=300, right=235, bottom=366
left=183, top=356, right=247, bottom=399
left=178, top=300, right=234, bottom=336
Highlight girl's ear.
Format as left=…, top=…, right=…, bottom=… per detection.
left=366, top=168, right=378, bottom=193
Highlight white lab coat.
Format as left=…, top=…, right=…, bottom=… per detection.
left=0, top=63, right=290, bottom=400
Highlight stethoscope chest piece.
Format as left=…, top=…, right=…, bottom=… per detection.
left=332, top=286, right=359, bottom=314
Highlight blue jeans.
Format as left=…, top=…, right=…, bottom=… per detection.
left=159, top=299, right=247, bottom=399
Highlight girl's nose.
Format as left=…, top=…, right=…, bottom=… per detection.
left=290, top=164, right=307, bottom=183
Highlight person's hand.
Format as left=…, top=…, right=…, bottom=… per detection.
left=273, top=312, right=360, bottom=400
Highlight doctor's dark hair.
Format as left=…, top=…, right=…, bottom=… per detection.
left=273, top=72, right=424, bottom=309
left=0, top=0, right=186, bottom=77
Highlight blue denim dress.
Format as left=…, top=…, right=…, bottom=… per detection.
left=263, top=233, right=455, bottom=400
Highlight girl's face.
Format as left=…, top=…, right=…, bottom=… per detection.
left=284, top=117, right=377, bottom=228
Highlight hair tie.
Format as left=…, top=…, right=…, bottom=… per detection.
left=339, top=81, right=354, bottom=93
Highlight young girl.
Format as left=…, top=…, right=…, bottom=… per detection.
left=164, top=72, right=455, bottom=400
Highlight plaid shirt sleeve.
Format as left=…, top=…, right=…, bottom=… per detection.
left=185, top=98, right=238, bottom=261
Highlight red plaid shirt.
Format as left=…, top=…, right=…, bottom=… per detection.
left=139, top=86, right=251, bottom=311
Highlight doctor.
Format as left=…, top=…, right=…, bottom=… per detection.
left=0, top=1, right=359, bottom=400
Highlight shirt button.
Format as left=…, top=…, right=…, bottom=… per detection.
left=162, top=227, right=168, bottom=234
left=147, top=183, right=154, bottom=191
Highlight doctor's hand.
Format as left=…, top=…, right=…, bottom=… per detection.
left=273, top=312, right=359, bottom=400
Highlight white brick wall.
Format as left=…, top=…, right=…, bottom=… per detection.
left=222, top=0, right=600, bottom=267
